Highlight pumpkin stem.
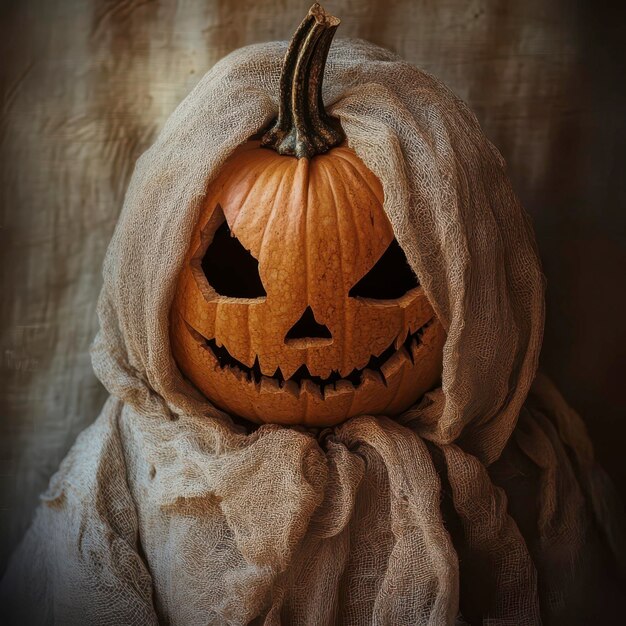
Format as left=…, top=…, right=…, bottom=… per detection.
left=261, top=3, right=344, bottom=159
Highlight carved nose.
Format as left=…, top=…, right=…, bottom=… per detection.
left=285, top=306, right=332, bottom=346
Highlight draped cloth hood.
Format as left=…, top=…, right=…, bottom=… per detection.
left=93, top=38, right=546, bottom=461
left=2, top=39, right=622, bottom=625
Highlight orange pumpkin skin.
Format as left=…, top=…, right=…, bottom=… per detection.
left=170, top=140, right=445, bottom=426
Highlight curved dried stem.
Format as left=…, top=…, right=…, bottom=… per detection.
left=261, top=3, right=344, bottom=159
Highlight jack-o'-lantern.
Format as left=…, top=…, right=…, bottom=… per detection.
left=170, top=4, right=445, bottom=426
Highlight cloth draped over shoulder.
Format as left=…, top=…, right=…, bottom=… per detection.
left=1, top=38, right=623, bottom=625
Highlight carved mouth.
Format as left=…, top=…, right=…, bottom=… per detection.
left=189, top=318, right=434, bottom=397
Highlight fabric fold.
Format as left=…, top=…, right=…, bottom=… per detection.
left=2, top=36, right=622, bottom=625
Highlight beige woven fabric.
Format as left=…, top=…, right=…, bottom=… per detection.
left=1, top=38, right=621, bottom=625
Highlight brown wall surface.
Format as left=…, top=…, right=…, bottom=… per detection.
left=1, top=0, right=624, bottom=573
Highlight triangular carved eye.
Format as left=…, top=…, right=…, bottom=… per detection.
left=202, top=220, right=266, bottom=298
left=349, top=238, right=419, bottom=299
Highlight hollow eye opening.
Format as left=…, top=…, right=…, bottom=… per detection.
left=201, top=220, right=266, bottom=298
left=349, top=238, right=419, bottom=299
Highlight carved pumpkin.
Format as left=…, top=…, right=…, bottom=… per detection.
left=170, top=4, right=445, bottom=426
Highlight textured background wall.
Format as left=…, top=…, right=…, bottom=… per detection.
left=1, top=0, right=624, bottom=574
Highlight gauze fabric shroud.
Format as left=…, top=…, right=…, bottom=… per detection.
left=1, top=38, right=623, bottom=625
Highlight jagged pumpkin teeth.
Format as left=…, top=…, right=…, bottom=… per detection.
left=409, top=336, right=423, bottom=360
left=259, top=376, right=280, bottom=394
left=324, top=380, right=355, bottom=398
left=338, top=364, right=356, bottom=379
left=282, top=380, right=300, bottom=398
left=381, top=350, right=406, bottom=380
left=229, top=365, right=248, bottom=384
left=398, top=346, right=413, bottom=363
left=300, top=380, right=323, bottom=401
left=410, top=323, right=433, bottom=357
left=169, top=4, right=446, bottom=426
left=394, top=328, right=410, bottom=350
left=362, top=369, right=384, bottom=386
left=273, top=362, right=297, bottom=382
left=197, top=343, right=220, bottom=373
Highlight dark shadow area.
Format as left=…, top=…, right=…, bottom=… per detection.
left=349, top=238, right=419, bottom=299
left=202, top=220, right=266, bottom=299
